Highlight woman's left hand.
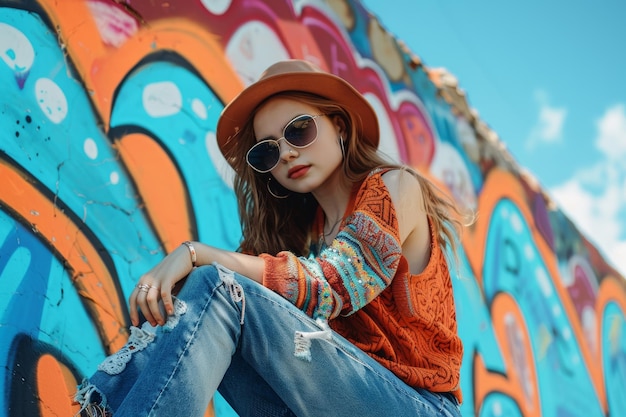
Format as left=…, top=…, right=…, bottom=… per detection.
left=129, top=244, right=195, bottom=327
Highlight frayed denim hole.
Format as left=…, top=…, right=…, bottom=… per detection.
left=214, top=262, right=246, bottom=325
left=293, top=318, right=332, bottom=362
left=163, top=297, right=188, bottom=332
left=96, top=324, right=156, bottom=375
left=74, top=379, right=109, bottom=416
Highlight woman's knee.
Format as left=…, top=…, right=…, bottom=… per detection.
left=176, top=263, right=247, bottom=324
left=177, top=264, right=223, bottom=296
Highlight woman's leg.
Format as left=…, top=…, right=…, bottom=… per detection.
left=216, top=265, right=460, bottom=417
left=217, top=350, right=296, bottom=417
left=76, top=264, right=460, bottom=416
left=75, top=264, right=244, bottom=416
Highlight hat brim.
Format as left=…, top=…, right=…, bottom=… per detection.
left=216, top=66, right=379, bottom=158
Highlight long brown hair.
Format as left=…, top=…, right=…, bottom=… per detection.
left=221, top=91, right=466, bottom=258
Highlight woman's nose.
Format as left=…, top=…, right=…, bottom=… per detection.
left=278, top=139, right=297, bottom=160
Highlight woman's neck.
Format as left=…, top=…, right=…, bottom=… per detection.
left=312, top=174, right=355, bottom=245
left=313, top=177, right=352, bottom=226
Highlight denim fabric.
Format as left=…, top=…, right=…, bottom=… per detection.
left=77, top=264, right=461, bottom=417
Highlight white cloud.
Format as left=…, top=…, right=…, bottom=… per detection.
left=526, top=89, right=567, bottom=150
left=549, top=104, right=626, bottom=277
left=596, top=103, right=626, bottom=159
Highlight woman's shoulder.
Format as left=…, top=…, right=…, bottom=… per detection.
left=355, top=167, right=424, bottom=208
left=367, top=166, right=419, bottom=181
left=380, top=168, right=424, bottom=198
left=381, top=168, right=428, bottom=248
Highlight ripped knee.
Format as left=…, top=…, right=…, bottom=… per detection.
left=97, top=323, right=156, bottom=376
left=74, top=379, right=111, bottom=417
left=214, top=262, right=246, bottom=325
left=98, top=298, right=187, bottom=376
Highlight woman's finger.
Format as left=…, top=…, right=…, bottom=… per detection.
left=129, top=285, right=141, bottom=326
left=160, top=284, right=175, bottom=317
left=135, top=284, right=157, bottom=326
left=129, top=246, right=192, bottom=326
left=146, top=286, right=164, bottom=325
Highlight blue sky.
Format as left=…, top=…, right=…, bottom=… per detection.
left=362, top=0, right=626, bottom=276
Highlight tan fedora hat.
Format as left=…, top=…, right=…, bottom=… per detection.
left=216, top=59, right=379, bottom=159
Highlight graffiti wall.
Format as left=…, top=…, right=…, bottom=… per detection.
left=0, top=0, right=624, bottom=416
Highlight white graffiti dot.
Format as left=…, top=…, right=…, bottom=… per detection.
left=524, top=243, right=534, bottom=261
left=492, top=400, right=502, bottom=416
left=582, top=306, right=597, bottom=353
left=35, top=78, right=68, bottom=124
left=87, top=0, right=138, bottom=47
left=200, top=0, right=231, bottom=15
left=552, top=304, right=562, bottom=317
left=536, top=267, right=552, bottom=297
left=110, top=171, right=119, bottom=184
left=205, top=130, right=234, bottom=189
left=226, top=21, right=290, bottom=85
left=0, top=23, right=35, bottom=73
left=143, top=81, right=182, bottom=117
left=191, top=98, right=207, bottom=120
left=428, top=141, right=476, bottom=210
left=562, top=326, right=572, bottom=341
left=510, top=212, right=523, bottom=234
left=84, top=137, right=98, bottom=159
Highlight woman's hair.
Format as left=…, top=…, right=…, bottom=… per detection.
left=222, top=91, right=465, bottom=258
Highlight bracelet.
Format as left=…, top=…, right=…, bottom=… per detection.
left=182, top=241, right=197, bottom=267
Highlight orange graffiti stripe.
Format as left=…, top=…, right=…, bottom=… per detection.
left=115, top=133, right=194, bottom=253
left=595, top=275, right=626, bottom=412
left=0, top=159, right=128, bottom=353
left=492, top=293, right=540, bottom=415
left=35, top=352, right=216, bottom=416
left=37, top=354, right=80, bottom=417
left=464, top=167, right=607, bottom=412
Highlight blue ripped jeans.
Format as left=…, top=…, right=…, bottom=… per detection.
left=75, top=264, right=461, bottom=417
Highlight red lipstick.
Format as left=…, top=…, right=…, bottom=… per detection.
left=288, top=165, right=310, bottom=179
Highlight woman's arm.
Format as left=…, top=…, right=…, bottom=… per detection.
left=130, top=243, right=264, bottom=326
left=381, top=169, right=424, bottom=244
left=262, top=169, right=427, bottom=320
left=381, top=169, right=431, bottom=274
left=131, top=169, right=428, bottom=326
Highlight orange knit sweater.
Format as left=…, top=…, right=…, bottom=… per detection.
left=261, top=169, right=463, bottom=402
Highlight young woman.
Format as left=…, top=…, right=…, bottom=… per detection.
left=75, top=59, right=465, bottom=416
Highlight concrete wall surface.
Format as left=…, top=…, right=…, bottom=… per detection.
left=0, top=0, right=624, bottom=416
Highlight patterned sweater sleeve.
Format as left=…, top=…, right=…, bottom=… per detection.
left=260, top=173, right=403, bottom=320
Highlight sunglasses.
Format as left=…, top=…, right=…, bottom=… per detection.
left=246, top=114, right=324, bottom=173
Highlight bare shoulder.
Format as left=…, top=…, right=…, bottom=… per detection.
left=382, top=169, right=423, bottom=206
left=381, top=169, right=427, bottom=244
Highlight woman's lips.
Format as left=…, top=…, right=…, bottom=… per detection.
left=288, top=165, right=310, bottom=179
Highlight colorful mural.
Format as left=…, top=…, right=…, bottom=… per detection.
left=0, top=1, right=624, bottom=416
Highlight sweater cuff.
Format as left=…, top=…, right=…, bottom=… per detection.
left=259, top=252, right=291, bottom=293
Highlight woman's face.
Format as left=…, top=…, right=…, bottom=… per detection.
left=252, top=97, right=344, bottom=195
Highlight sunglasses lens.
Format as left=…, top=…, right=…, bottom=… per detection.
left=246, top=115, right=321, bottom=172
left=284, top=115, right=318, bottom=147
left=247, top=141, right=280, bottom=172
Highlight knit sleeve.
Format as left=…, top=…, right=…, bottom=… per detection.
left=260, top=173, right=402, bottom=320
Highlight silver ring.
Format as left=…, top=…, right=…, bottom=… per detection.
left=137, top=283, right=150, bottom=293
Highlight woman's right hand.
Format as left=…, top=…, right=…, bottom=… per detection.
left=129, top=243, right=195, bottom=327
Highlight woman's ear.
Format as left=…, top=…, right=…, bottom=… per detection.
left=332, top=115, right=347, bottom=137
